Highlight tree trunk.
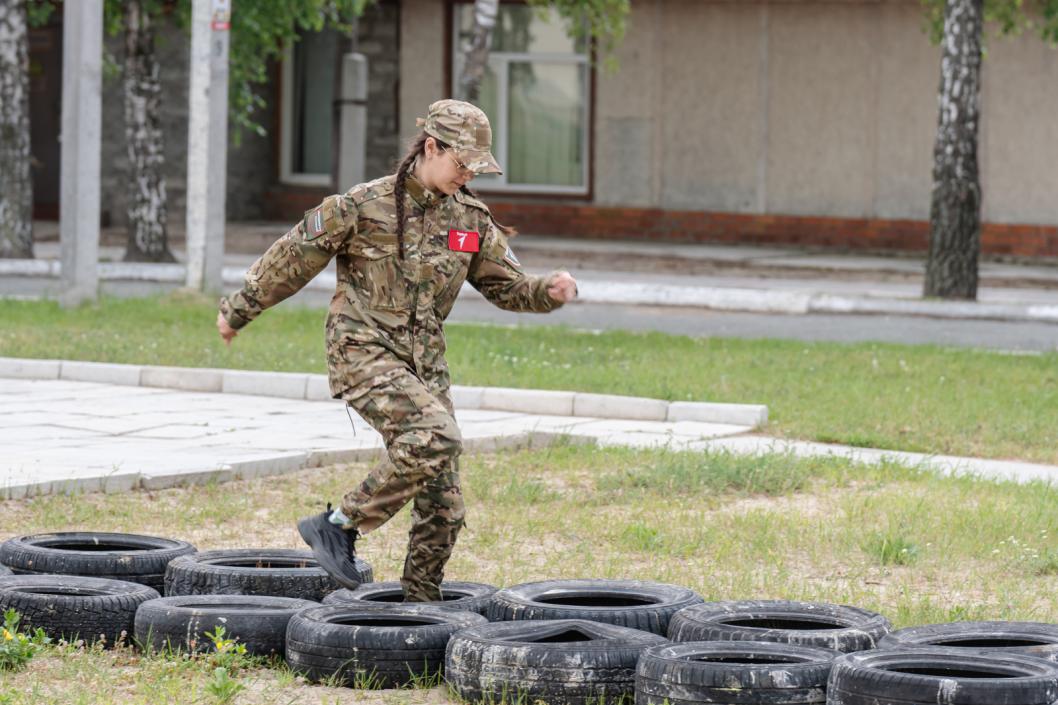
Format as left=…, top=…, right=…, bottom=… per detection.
left=123, top=0, right=174, bottom=262
left=923, top=0, right=983, bottom=300
left=459, top=0, right=498, bottom=102
left=0, top=0, right=34, bottom=259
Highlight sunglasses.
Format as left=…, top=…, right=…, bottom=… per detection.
left=442, top=147, right=474, bottom=176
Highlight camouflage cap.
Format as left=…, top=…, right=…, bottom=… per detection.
left=417, top=99, right=502, bottom=175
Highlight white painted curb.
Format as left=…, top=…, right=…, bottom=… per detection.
left=0, top=356, right=767, bottom=428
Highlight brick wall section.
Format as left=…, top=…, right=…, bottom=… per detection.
left=488, top=202, right=1058, bottom=258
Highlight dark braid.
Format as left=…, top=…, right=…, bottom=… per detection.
left=392, top=133, right=430, bottom=260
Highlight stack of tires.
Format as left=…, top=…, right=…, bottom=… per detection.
left=0, top=532, right=372, bottom=658
left=4, top=533, right=1058, bottom=704
left=0, top=531, right=195, bottom=646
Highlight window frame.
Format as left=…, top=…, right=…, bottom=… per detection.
left=279, top=41, right=333, bottom=187
left=448, top=1, right=594, bottom=197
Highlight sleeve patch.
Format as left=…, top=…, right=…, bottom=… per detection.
left=302, top=197, right=345, bottom=242
left=503, top=245, right=521, bottom=267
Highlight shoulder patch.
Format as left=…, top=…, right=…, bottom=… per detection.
left=302, top=194, right=347, bottom=242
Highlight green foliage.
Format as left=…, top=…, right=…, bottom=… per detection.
left=226, top=0, right=369, bottom=142
left=96, top=0, right=370, bottom=142
left=204, top=626, right=249, bottom=673
left=492, top=476, right=558, bottom=505
left=345, top=666, right=385, bottom=689
left=0, top=609, right=50, bottom=672
left=596, top=450, right=813, bottom=497
left=920, top=0, right=1058, bottom=45
left=1030, top=548, right=1058, bottom=575
left=199, top=627, right=250, bottom=703
left=619, top=522, right=662, bottom=552
left=205, top=666, right=244, bottom=704
left=863, top=531, right=919, bottom=566
left=26, top=0, right=57, bottom=28
left=526, top=0, right=630, bottom=69
left=405, top=662, right=445, bottom=689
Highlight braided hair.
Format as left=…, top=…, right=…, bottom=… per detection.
left=392, top=133, right=431, bottom=260
left=393, top=132, right=516, bottom=259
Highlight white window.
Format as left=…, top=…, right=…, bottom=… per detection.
left=452, top=4, right=591, bottom=195
left=280, top=29, right=338, bottom=186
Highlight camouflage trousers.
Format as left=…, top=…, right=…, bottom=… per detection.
left=339, top=366, right=465, bottom=602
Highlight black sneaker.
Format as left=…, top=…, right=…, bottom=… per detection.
left=297, top=503, right=366, bottom=590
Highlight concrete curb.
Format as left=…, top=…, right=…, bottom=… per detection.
left=0, top=431, right=578, bottom=499
left=577, top=281, right=1058, bottom=323
left=0, top=356, right=768, bottom=428
left=3, top=258, right=1058, bottom=323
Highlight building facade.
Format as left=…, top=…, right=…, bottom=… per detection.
left=27, top=0, right=1058, bottom=257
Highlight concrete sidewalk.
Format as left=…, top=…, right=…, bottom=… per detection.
left=4, top=225, right=1058, bottom=324
left=0, top=375, right=757, bottom=500
left=3, top=360, right=1056, bottom=500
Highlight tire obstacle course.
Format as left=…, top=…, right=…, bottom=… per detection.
left=3, top=530, right=1058, bottom=704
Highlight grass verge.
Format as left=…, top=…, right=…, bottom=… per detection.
left=1, top=293, right=1056, bottom=462
left=2, top=444, right=1058, bottom=703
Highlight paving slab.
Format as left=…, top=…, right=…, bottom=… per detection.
left=1, top=376, right=1056, bottom=499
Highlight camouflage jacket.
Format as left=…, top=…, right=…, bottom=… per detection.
left=219, top=174, right=561, bottom=398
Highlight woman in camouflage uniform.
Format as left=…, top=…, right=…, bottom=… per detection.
left=216, top=100, right=578, bottom=601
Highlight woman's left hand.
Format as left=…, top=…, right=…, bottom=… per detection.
left=547, top=271, right=578, bottom=303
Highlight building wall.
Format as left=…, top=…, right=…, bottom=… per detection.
left=400, top=0, right=1058, bottom=255
left=593, top=0, right=941, bottom=221
left=399, top=0, right=446, bottom=146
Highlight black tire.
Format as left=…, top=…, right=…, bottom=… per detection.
left=135, top=594, right=319, bottom=656
left=878, top=621, right=1058, bottom=663
left=286, top=603, right=487, bottom=688
left=323, top=580, right=497, bottom=615
left=447, top=618, right=667, bottom=705
left=487, top=579, right=703, bottom=635
left=0, top=575, right=159, bottom=645
left=827, top=647, right=1058, bottom=705
left=636, top=641, right=842, bottom=705
left=667, top=600, right=890, bottom=653
left=0, top=532, right=196, bottom=592
left=163, top=548, right=373, bottom=601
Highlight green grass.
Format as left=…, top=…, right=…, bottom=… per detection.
left=1, top=293, right=1056, bottom=462
left=3, top=444, right=1058, bottom=703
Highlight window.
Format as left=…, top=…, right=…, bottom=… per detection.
left=452, top=4, right=591, bottom=194
left=280, top=28, right=338, bottom=186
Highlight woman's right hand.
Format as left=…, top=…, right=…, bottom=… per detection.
left=216, top=311, right=238, bottom=347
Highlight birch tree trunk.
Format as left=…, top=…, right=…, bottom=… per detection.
left=923, top=0, right=983, bottom=300
left=123, top=0, right=173, bottom=262
left=459, top=0, right=498, bottom=102
left=0, top=0, right=34, bottom=259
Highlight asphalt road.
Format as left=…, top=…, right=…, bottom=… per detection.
left=448, top=298, right=1058, bottom=352
left=3, top=276, right=1054, bottom=352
